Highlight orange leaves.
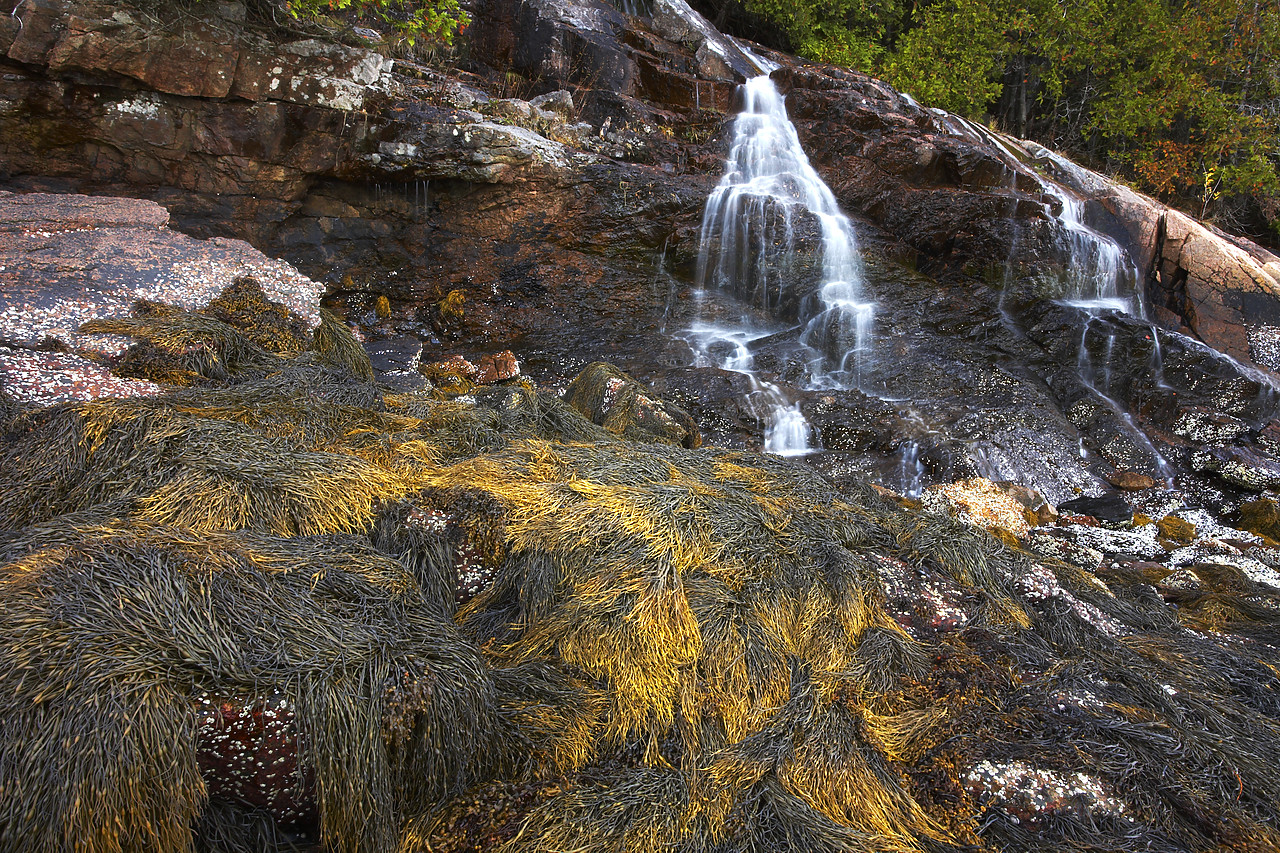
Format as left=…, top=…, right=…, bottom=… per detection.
left=1132, top=140, right=1201, bottom=199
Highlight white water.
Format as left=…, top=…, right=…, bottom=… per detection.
left=683, top=320, right=811, bottom=455
left=1015, top=147, right=1181, bottom=482
left=690, top=74, right=874, bottom=455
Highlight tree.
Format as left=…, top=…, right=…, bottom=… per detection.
left=883, top=0, right=1009, bottom=116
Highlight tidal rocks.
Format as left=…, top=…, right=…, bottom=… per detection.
left=1054, top=520, right=1166, bottom=561
left=1057, top=492, right=1134, bottom=526
left=1024, top=529, right=1104, bottom=571
left=1192, top=444, right=1280, bottom=491
left=919, top=477, right=1031, bottom=541
left=6, top=280, right=1280, bottom=853
left=0, top=191, right=323, bottom=404
left=564, top=361, right=701, bottom=447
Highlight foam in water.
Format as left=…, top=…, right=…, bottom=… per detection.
left=691, top=73, right=874, bottom=455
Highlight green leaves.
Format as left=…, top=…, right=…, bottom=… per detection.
left=884, top=0, right=1009, bottom=116
left=283, top=0, right=470, bottom=47
left=733, top=0, right=1278, bottom=239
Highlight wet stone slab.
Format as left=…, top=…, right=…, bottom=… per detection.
left=0, top=191, right=323, bottom=405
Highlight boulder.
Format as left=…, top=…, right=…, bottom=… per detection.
left=0, top=191, right=321, bottom=352
left=564, top=361, right=701, bottom=447
left=1058, top=492, right=1134, bottom=527
left=0, top=191, right=322, bottom=405
left=364, top=336, right=424, bottom=374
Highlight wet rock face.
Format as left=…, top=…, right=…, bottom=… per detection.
left=772, top=65, right=1280, bottom=374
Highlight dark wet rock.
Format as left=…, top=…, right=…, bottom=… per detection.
left=1058, top=492, right=1134, bottom=527
left=697, top=201, right=827, bottom=321
left=564, top=361, right=700, bottom=447
left=365, top=336, right=424, bottom=373
left=802, top=390, right=897, bottom=453
left=1192, top=445, right=1280, bottom=491
left=643, top=366, right=759, bottom=449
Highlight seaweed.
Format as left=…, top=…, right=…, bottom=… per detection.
left=0, top=524, right=501, bottom=853
left=4, top=291, right=1280, bottom=853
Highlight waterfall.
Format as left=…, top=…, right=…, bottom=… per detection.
left=690, top=72, right=874, bottom=455
left=1051, top=192, right=1139, bottom=314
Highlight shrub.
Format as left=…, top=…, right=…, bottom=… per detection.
left=282, top=0, right=469, bottom=46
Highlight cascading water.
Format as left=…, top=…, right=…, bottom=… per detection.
left=1049, top=190, right=1141, bottom=315
left=690, top=69, right=875, bottom=454
left=1028, top=157, right=1177, bottom=482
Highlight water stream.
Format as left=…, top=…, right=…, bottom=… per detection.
left=690, top=69, right=874, bottom=455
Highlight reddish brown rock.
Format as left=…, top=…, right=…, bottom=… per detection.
left=1105, top=470, right=1157, bottom=491
left=476, top=350, right=520, bottom=384
left=7, top=0, right=389, bottom=108
left=194, top=691, right=316, bottom=829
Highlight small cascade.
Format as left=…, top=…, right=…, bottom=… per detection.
left=1020, top=148, right=1178, bottom=482
left=690, top=71, right=874, bottom=454
left=897, top=440, right=924, bottom=497
left=685, top=322, right=812, bottom=455
left=1052, top=192, right=1139, bottom=314
left=611, top=0, right=653, bottom=17
left=1148, top=328, right=1171, bottom=390
left=1021, top=146, right=1143, bottom=315
left=1076, top=319, right=1117, bottom=396
left=696, top=71, right=875, bottom=450
left=971, top=442, right=1022, bottom=483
